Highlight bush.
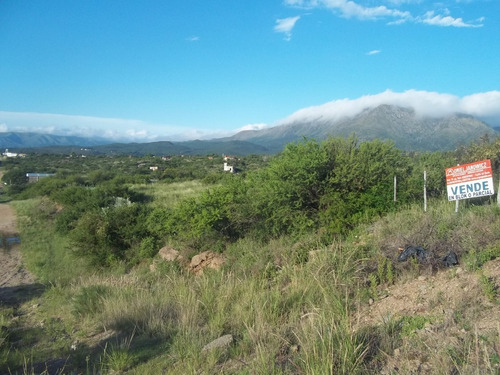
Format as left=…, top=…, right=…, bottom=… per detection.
left=70, top=204, right=152, bottom=267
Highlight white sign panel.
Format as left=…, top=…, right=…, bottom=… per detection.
left=446, top=160, right=495, bottom=201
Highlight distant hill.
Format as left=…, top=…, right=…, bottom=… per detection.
left=10, top=139, right=269, bottom=157
left=0, top=132, right=112, bottom=149
left=93, top=139, right=270, bottom=156
left=2, top=105, right=498, bottom=156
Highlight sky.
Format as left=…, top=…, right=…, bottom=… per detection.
left=0, top=0, right=499, bottom=142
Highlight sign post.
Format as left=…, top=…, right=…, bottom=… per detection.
left=424, top=170, right=427, bottom=212
left=446, top=160, right=495, bottom=203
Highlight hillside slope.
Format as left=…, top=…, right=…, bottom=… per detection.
left=229, top=105, right=496, bottom=152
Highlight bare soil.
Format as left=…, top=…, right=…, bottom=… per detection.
left=355, top=258, right=500, bottom=374
left=0, top=203, right=37, bottom=305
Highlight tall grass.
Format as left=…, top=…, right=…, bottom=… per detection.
left=370, top=199, right=500, bottom=275
left=131, top=180, right=211, bottom=209
left=11, top=198, right=89, bottom=285
left=82, top=235, right=372, bottom=374
left=7, top=196, right=500, bottom=374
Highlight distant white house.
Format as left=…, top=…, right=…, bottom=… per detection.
left=2, top=149, right=18, bottom=158
left=223, top=162, right=234, bottom=173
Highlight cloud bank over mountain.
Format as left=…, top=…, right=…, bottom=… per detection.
left=0, top=90, right=499, bottom=143
left=279, top=90, right=500, bottom=127
left=0, top=112, right=221, bottom=142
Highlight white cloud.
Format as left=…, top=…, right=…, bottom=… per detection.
left=285, top=0, right=411, bottom=22
left=236, top=123, right=270, bottom=132
left=279, top=90, right=500, bottom=126
left=2, top=91, right=499, bottom=143
left=0, top=111, right=192, bottom=141
left=0, top=111, right=258, bottom=142
left=187, top=36, right=200, bottom=42
left=283, top=0, right=317, bottom=7
left=386, top=0, right=421, bottom=4
left=461, top=91, right=500, bottom=118
left=419, top=10, right=482, bottom=27
left=367, top=49, right=381, bottom=55
left=330, top=1, right=410, bottom=20
left=284, top=0, right=483, bottom=27
left=274, top=16, right=301, bottom=40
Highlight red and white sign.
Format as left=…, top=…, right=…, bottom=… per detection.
left=446, top=159, right=495, bottom=201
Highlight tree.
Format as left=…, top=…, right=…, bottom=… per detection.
left=319, top=137, right=409, bottom=234
left=1, top=169, right=28, bottom=194
left=247, top=138, right=328, bottom=237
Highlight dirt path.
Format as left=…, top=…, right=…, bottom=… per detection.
left=0, top=203, right=37, bottom=304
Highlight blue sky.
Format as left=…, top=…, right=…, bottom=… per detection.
left=0, top=0, right=499, bottom=141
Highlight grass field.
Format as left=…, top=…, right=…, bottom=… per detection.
left=131, top=180, right=212, bottom=209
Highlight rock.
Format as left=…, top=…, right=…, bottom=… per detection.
left=189, top=251, right=225, bottom=275
left=201, top=334, right=233, bottom=353
left=158, top=246, right=180, bottom=261
left=156, top=246, right=187, bottom=267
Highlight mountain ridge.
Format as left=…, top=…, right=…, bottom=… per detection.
left=225, top=104, right=496, bottom=152
left=0, top=132, right=112, bottom=149
left=1, top=105, right=497, bottom=155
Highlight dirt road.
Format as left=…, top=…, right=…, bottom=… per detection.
left=0, top=202, right=37, bottom=304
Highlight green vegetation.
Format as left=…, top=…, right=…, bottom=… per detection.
left=1, top=135, right=500, bottom=374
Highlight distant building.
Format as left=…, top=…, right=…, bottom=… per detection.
left=2, top=149, right=18, bottom=158
left=149, top=166, right=159, bottom=171
left=223, top=162, right=234, bottom=173
left=26, top=173, right=55, bottom=183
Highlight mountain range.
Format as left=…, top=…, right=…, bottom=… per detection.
left=1, top=105, right=497, bottom=156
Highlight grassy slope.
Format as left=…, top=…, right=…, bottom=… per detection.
left=1, top=190, right=500, bottom=374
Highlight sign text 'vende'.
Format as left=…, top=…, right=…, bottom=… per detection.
left=445, top=159, right=494, bottom=201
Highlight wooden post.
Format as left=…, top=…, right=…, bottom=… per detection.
left=394, top=175, right=397, bottom=202
left=423, top=170, right=427, bottom=212
left=497, top=174, right=500, bottom=206
left=455, top=164, right=459, bottom=213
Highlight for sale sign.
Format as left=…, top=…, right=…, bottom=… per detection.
left=446, top=159, right=495, bottom=201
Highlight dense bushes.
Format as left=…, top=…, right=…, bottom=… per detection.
left=70, top=204, right=152, bottom=266
left=162, top=177, right=252, bottom=250
left=164, top=137, right=414, bottom=247
left=3, top=135, right=499, bottom=267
